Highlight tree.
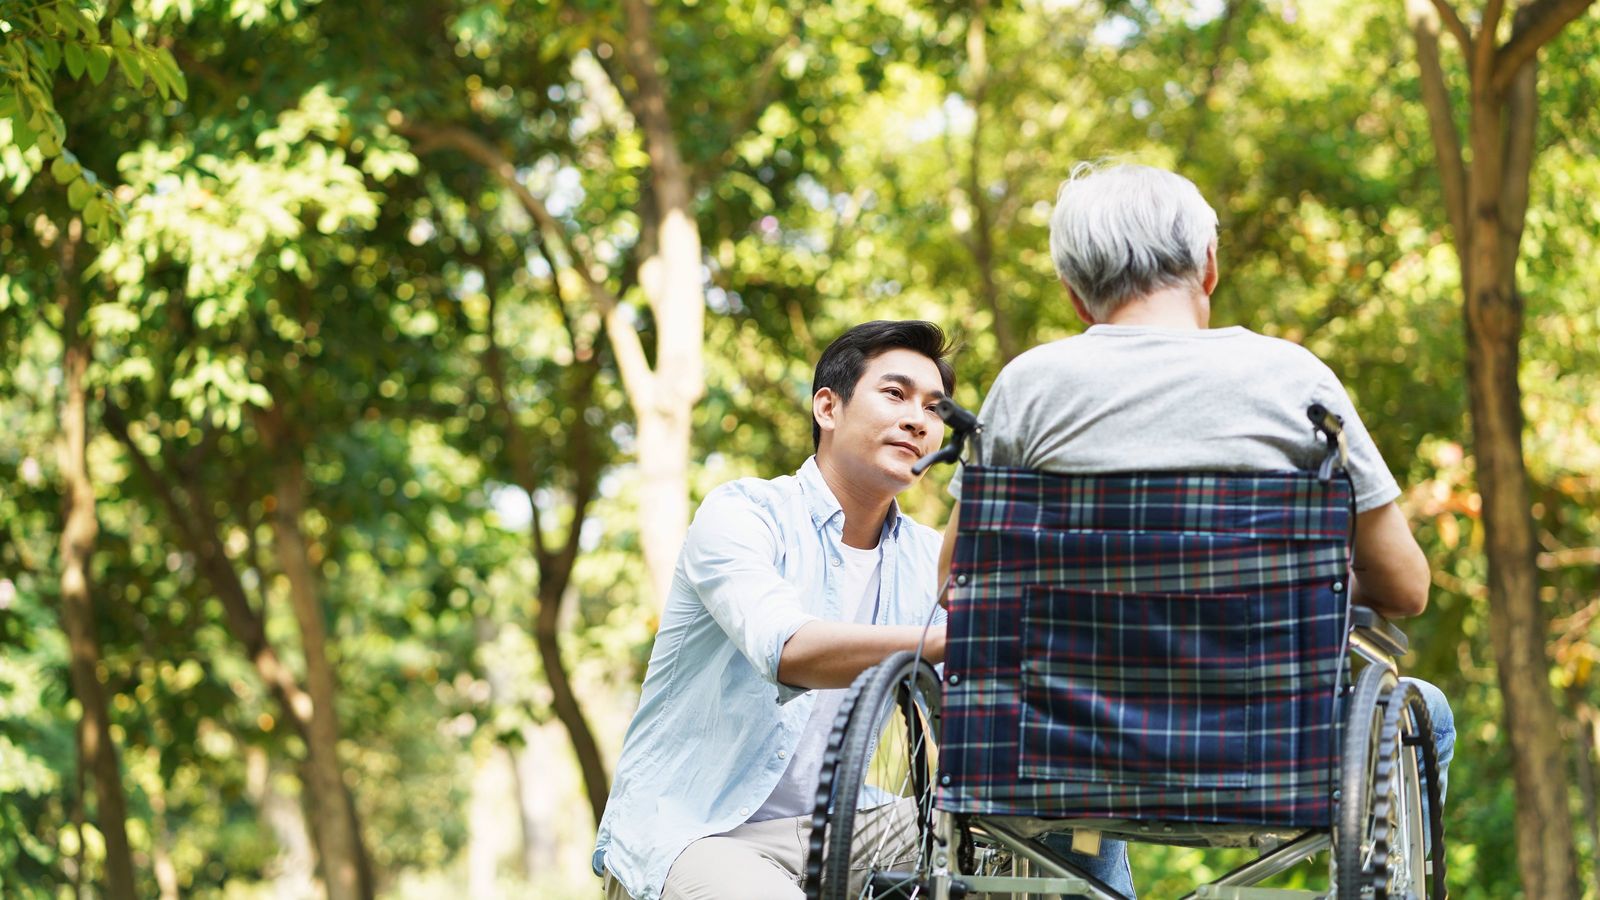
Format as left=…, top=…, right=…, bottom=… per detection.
left=1404, top=1, right=1596, bottom=896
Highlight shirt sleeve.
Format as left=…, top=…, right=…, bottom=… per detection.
left=949, top=365, right=1022, bottom=501
left=680, top=485, right=819, bottom=698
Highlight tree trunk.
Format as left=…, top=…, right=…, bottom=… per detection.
left=532, top=569, right=610, bottom=828
left=54, top=220, right=138, bottom=900
left=962, top=0, right=1018, bottom=363
left=478, top=269, right=613, bottom=829
left=509, top=734, right=553, bottom=878
left=246, top=745, right=319, bottom=898
left=1406, top=3, right=1591, bottom=896
left=1460, top=30, right=1581, bottom=900
left=621, top=0, right=706, bottom=612
left=146, top=756, right=181, bottom=900
left=269, top=446, right=372, bottom=900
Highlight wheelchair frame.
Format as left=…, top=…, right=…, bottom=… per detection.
left=803, top=403, right=1447, bottom=900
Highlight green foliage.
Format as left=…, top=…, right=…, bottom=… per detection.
left=2, top=0, right=1598, bottom=895
left=1, top=0, right=185, bottom=241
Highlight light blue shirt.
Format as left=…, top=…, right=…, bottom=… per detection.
left=593, top=457, right=946, bottom=900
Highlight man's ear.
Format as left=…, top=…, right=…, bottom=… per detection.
left=1202, top=242, right=1219, bottom=296
left=813, top=387, right=841, bottom=440
left=1065, top=279, right=1096, bottom=326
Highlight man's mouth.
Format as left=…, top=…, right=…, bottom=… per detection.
left=889, top=441, right=922, bottom=458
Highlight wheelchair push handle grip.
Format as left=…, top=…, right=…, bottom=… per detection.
left=912, top=398, right=981, bottom=475
left=1307, top=403, right=1349, bottom=481
left=935, top=397, right=980, bottom=434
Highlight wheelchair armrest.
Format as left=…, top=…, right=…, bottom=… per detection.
left=1350, top=606, right=1409, bottom=657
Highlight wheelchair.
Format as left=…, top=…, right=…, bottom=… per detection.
left=804, top=401, right=1446, bottom=900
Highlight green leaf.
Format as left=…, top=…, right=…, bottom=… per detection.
left=154, top=48, right=187, bottom=101
left=64, top=42, right=87, bottom=79
left=50, top=153, right=82, bottom=185
left=9, top=115, right=36, bottom=152
left=114, top=48, right=146, bottom=90
left=38, top=38, right=63, bottom=73
left=112, top=20, right=132, bottom=48
left=86, top=46, right=111, bottom=84
left=83, top=196, right=105, bottom=228
left=68, top=177, right=92, bottom=210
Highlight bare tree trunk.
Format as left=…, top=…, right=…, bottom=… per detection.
left=146, top=757, right=181, bottom=900
left=246, top=745, right=318, bottom=899
left=1573, top=698, right=1600, bottom=887
left=962, top=0, right=1018, bottom=362
left=1405, top=3, right=1593, bottom=896
left=620, top=0, right=706, bottom=612
left=467, top=745, right=513, bottom=895
left=268, top=442, right=372, bottom=900
left=54, top=220, right=138, bottom=900
left=476, top=266, right=612, bottom=828
left=103, top=403, right=371, bottom=898
left=508, top=735, right=552, bottom=878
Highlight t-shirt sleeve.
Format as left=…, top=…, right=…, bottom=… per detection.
left=1315, top=370, right=1401, bottom=513
left=949, top=364, right=1025, bottom=501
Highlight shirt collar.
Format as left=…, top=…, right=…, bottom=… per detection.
left=798, top=456, right=904, bottom=540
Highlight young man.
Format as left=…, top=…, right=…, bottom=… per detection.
left=941, top=162, right=1455, bottom=894
left=595, top=321, right=955, bottom=900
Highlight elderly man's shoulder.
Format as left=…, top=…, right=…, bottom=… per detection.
left=1225, top=328, right=1342, bottom=372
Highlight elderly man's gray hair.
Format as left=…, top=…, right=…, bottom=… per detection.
left=1048, top=163, right=1219, bottom=321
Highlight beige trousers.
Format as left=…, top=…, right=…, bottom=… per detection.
left=603, top=799, right=919, bottom=900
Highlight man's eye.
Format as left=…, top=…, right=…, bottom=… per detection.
left=885, top=388, right=903, bottom=399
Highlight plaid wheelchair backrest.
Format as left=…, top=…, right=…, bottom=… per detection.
left=939, top=467, right=1354, bottom=829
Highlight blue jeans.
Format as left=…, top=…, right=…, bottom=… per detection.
left=1039, top=679, right=1456, bottom=898
left=1404, top=677, right=1454, bottom=848
left=1039, top=832, right=1135, bottom=897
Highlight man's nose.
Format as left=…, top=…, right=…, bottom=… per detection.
left=900, top=413, right=926, bottom=437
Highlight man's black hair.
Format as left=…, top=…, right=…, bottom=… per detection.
left=811, top=320, right=957, bottom=450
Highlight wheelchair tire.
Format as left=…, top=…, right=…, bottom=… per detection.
left=1336, top=663, right=1399, bottom=900
left=1395, top=681, right=1449, bottom=899
left=804, top=650, right=942, bottom=900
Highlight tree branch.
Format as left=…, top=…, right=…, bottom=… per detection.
left=1477, top=0, right=1508, bottom=79
left=398, top=118, right=656, bottom=409
left=1493, top=0, right=1596, bottom=93
left=102, top=402, right=316, bottom=741
left=1498, top=31, right=1538, bottom=274
left=1427, top=0, right=1474, bottom=56
left=1407, top=0, right=1472, bottom=254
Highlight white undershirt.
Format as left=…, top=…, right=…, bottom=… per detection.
left=749, top=542, right=882, bottom=822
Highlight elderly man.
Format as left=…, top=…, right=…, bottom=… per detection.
left=941, top=162, right=1455, bottom=894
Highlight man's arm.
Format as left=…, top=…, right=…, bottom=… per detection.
left=937, top=506, right=960, bottom=608
left=1350, top=501, right=1430, bottom=618
left=777, top=622, right=945, bottom=690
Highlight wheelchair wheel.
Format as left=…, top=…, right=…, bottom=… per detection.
left=1336, top=662, right=1398, bottom=900
left=804, top=650, right=942, bottom=900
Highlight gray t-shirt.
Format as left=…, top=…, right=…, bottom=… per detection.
left=952, top=325, right=1400, bottom=513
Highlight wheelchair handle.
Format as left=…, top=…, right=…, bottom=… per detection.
left=912, top=398, right=981, bottom=475
left=1307, top=403, right=1349, bottom=481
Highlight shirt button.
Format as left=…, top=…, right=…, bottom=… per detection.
left=831, top=557, right=841, bottom=567
left=739, top=806, right=750, bottom=817
left=778, top=750, right=787, bottom=759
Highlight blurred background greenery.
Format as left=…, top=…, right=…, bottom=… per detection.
left=3, top=0, right=1598, bottom=897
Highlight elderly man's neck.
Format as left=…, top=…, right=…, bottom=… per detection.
left=1102, top=283, right=1211, bottom=329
